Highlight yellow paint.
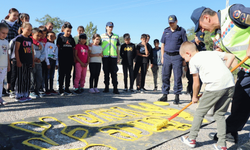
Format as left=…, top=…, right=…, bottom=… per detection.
left=83, top=144, right=117, bottom=150
left=9, top=102, right=209, bottom=150
left=10, top=117, right=88, bottom=150
left=153, top=101, right=170, bottom=106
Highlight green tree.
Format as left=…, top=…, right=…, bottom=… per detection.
left=186, top=26, right=214, bottom=50
left=119, top=36, right=124, bottom=45
left=85, top=22, right=97, bottom=44
left=35, top=14, right=65, bottom=34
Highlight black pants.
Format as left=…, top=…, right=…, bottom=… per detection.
left=16, top=63, right=32, bottom=98
left=102, top=57, right=118, bottom=87
left=10, top=59, right=17, bottom=91
left=134, top=62, right=147, bottom=89
left=41, top=61, right=47, bottom=89
left=7, top=59, right=12, bottom=84
left=59, top=63, right=72, bottom=90
left=226, top=70, right=250, bottom=134
left=45, top=59, right=56, bottom=91
left=89, top=63, right=101, bottom=88
left=122, top=64, right=134, bottom=89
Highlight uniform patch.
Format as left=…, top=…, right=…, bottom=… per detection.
left=169, top=17, right=173, bottom=21
left=200, top=35, right=204, bottom=39
left=240, top=13, right=246, bottom=23
left=246, top=14, right=250, bottom=25
left=233, top=10, right=241, bottom=19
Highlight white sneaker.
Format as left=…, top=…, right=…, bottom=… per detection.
left=180, top=136, right=196, bottom=148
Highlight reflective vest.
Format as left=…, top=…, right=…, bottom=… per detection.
left=101, top=33, right=119, bottom=57
left=211, top=6, right=250, bottom=69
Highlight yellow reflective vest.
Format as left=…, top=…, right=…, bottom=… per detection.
left=211, top=6, right=250, bottom=69
left=101, top=33, right=119, bottom=58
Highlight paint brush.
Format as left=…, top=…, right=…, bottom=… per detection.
left=154, top=56, right=249, bottom=131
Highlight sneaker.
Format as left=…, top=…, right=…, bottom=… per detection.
left=140, top=89, right=145, bottom=93
left=0, top=98, right=7, bottom=105
left=59, top=89, right=65, bottom=96
left=30, top=92, right=39, bottom=99
left=50, top=89, right=58, bottom=95
left=79, top=88, right=84, bottom=93
left=113, top=88, right=120, bottom=94
left=65, top=89, right=73, bottom=96
left=180, top=136, right=196, bottom=148
left=25, top=97, right=32, bottom=101
left=213, top=144, right=227, bottom=150
left=17, top=97, right=29, bottom=103
left=129, top=89, right=134, bottom=92
left=39, top=93, right=44, bottom=98
left=2, top=88, right=9, bottom=96
left=45, top=91, right=51, bottom=96
left=74, top=89, right=82, bottom=94
left=89, top=88, right=95, bottom=94
left=103, top=87, right=109, bottom=93
left=9, top=91, right=15, bottom=98
left=123, top=88, right=128, bottom=92
left=94, top=88, right=100, bottom=93
left=158, top=94, right=168, bottom=102
left=136, top=88, right=141, bottom=93
left=153, top=87, right=157, bottom=91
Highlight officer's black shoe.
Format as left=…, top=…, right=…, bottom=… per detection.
left=237, top=139, right=250, bottom=150
left=103, top=86, right=109, bottom=93
left=158, top=94, right=167, bottom=102
left=113, top=87, right=120, bottom=94
left=209, top=132, right=238, bottom=144
left=173, top=94, right=179, bottom=105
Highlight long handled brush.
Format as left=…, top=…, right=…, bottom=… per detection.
left=154, top=56, right=249, bottom=131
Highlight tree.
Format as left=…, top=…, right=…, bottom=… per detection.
left=186, top=26, right=214, bottom=50
left=119, top=36, right=124, bottom=45
left=85, top=22, right=97, bottom=44
left=35, top=14, right=65, bottom=34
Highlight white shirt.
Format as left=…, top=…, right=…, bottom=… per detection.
left=5, top=20, right=15, bottom=27
left=189, top=51, right=234, bottom=91
left=0, top=39, right=9, bottom=67
left=89, top=45, right=102, bottom=63
left=44, top=42, right=58, bottom=66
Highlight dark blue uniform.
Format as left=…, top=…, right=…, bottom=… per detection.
left=161, top=26, right=187, bottom=95
left=223, top=4, right=250, bottom=138
left=186, top=39, right=206, bottom=95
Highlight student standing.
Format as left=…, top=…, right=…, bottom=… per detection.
left=120, top=33, right=136, bottom=92
left=15, top=22, right=34, bottom=102
left=89, top=34, right=102, bottom=94
left=0, top=23, right=10, bottom=105
left=101, top=22, right=120, bottom=94
left=151, top=39, right=162, bottom=91
left=44, top=31, right=58, bottom=95
left=133, top=34, right=152, bottom=93
left=74, top=34, right=89, bottom=94
left=57, top=22, right=75, bottom=96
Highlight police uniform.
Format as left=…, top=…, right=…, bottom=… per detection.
left=160, top=15, right=187, bottom=104
left=192, top=4, right=250, bottom=149
left=101, top=22, right=120, bottom=94
left=186, top=31, right=206, bottom=96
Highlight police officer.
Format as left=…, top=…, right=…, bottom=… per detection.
left=158, top=15, right=187, bottom=104
left=191, top=4, right=250, bottom=150
left=101, top=22, right=120, bottom=94
left=186, top=31, right=206, bottom=98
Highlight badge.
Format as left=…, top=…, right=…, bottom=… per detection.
left=169, top=17, right=173, bottom=21
left=240, top=13, right=246, bottom=23
left=246, top=14, right=250, bottom=25
left=233, top=10, right=241, bottom=19
left=200, top=35, right=204, bottom=38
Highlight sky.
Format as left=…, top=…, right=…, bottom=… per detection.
left=0, top=0, right=249, bottom=46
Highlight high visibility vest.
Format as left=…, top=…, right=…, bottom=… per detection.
left=101, top=33, right=119, bottom=57
left=211, top=6, right=250, bottom=69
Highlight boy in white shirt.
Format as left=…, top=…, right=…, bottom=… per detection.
left=0, top=23, right=10, bottom=105
left=179, top=41, right=235, bottom=150
left=44, top=31, right=58, bottom=95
